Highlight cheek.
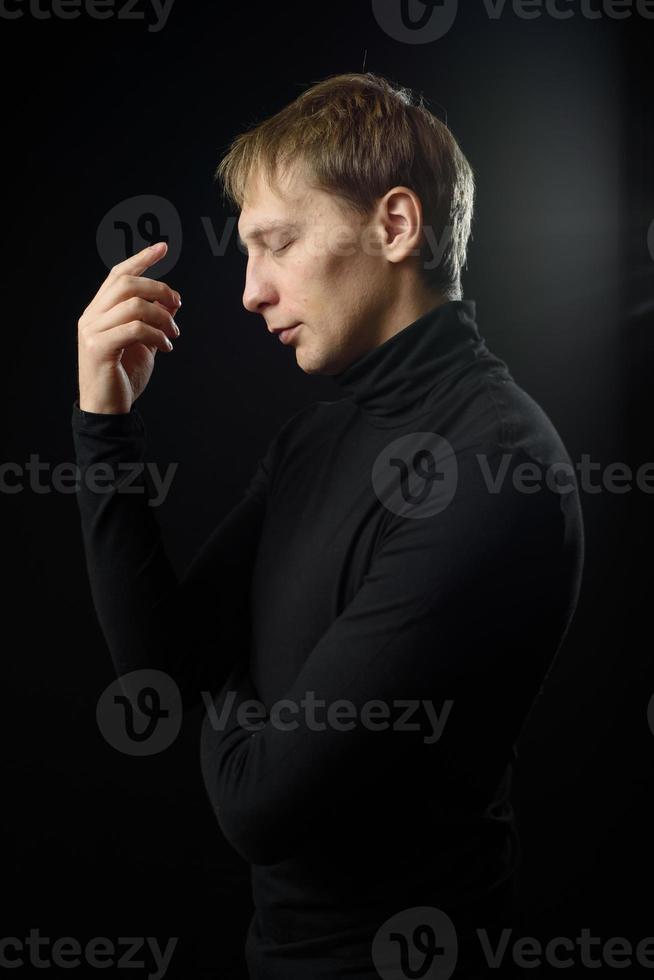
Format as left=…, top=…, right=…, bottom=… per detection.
left=294, top=245, right=341, bottom=294
left=294, top=234, right=373, bottom=313
left=305, top=226, right=364, bottom=274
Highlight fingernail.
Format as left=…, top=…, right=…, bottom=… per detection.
left=172, top=321, right=180, bottom=336
left=175, top=292, right=182, bottom=307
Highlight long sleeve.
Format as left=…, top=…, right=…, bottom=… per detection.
left=199, top=445, right=576, bottom=867
left=71, top=398, right=271, bottom=714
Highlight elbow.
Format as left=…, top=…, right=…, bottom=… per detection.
left=199, top=717, right=295, bottom=866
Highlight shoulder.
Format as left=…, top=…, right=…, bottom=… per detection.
left=435, top=358, right=575, bottom=470
left=417, top=362, right=584, bottom=542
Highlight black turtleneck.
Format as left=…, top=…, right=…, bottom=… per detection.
left=71, top=299, right=584, bottom=979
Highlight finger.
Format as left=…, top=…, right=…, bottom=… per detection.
left=94, top=241, right=170, bottom=304
left=90, top=320, right=174, bottom=357
left=85, top=295, right=179, bottom=341
left=152, top=298, right=181, bottom=325
left=86, top=272, right=181, bottom=319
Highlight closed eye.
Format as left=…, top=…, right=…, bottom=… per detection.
left=274, top=240, right=294, bottom=254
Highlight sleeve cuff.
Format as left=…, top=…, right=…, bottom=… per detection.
left=71, top=397, right=145, bottom=436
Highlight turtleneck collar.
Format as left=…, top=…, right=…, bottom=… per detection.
left=331, top=299, right=489, bottom=425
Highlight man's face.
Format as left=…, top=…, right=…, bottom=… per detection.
left=237, top=165, right=394, bottom=375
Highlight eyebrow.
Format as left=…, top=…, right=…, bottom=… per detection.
left=237, top=220, right=300, bottom=250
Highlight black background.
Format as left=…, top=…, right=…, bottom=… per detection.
left=4, top=1, right=654, bottom=977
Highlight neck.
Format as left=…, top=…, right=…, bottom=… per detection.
left=331, top=298, right=501, bottom=427
left=370, top=286, right=449, bottom=350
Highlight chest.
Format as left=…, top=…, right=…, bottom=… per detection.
left=248, top=423, right=393, bottom=704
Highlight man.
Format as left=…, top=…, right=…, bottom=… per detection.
left=73, top=73, right=584, bottom=979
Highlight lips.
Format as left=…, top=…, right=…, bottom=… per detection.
left=276, top=323, right=301, bottom=345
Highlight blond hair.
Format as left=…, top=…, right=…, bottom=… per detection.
left=214, top=72, right=475, bottom=300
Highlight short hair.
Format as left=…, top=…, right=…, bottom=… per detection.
left=214, top=72, right=475, bottom=301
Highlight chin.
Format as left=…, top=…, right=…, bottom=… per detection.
left=294, top=344, right=328, bottom=376
left=294, top=353, right=319, bottom=375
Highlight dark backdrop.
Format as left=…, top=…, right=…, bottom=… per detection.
left=4, top=2, right=653, bottom=977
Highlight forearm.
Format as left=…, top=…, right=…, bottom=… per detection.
left=71, top=398, right=265, bottom=713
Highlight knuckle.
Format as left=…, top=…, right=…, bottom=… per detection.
left=128, top=296, right=145, bottom=316
left=78, top=304, right=94, bottom=329
left=82, top=332, right=98, bottom=354
left=113, top=272, right=130, bottom=294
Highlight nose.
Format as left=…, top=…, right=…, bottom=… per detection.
left=242, top=257, right=278, bottom=315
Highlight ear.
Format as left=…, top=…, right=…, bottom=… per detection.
left=377, top=186, right=424, bottom=264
